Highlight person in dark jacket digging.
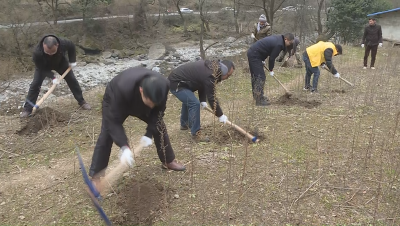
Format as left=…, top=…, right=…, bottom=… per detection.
left=89, top=67, right=186, bottom=178
left=361, top=17, right=383, bottom=69
left=247, top=33, right=294, bottom=106
left=302, top=41, right=342, bottom=93
left=20, top=35, right=90, bottom=117
left=168, top=60, right=235, bottom=142
left=277, top=36, right=302, bottom=68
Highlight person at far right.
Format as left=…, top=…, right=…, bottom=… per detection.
left=302, top=41, right=342, bottom=93
left=361, top=17, right=382, bottom=70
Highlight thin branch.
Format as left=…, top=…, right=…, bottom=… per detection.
left=290, top=175, right=323, bottom=210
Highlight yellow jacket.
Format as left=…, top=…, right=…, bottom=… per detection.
left=306, top=41, right=337, bottom=67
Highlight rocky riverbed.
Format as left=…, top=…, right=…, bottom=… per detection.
left=0, top=36, right=249, bottom=114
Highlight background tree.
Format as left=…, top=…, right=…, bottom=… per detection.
left=327, top=0, right=392, bottom=43
left=36, top=0, right=71, bottom=25
left=172, top=0, right=188, bottom=35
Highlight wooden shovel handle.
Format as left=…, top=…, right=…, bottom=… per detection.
left=263, top=65, right=291, bottom=94
left=204, top=106, right=259, bottom=143
left=32, top=66, right=72, bottom=114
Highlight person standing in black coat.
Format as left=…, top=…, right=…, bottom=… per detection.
left=361, top=18, right=383, bottom=70
left=168, top=60, right=235, bottom=142
left=89, top=67, right=186, bottom=180
left=247, top=33, right=294, bottom=106
left=20, top=35, right=91, bottom=117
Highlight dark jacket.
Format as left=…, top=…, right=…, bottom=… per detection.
left=103, top=67, right=169, bottom=148
left=285, top=37, right=300, bottom=56
left=168, top=60, right=224, bottom=117
left=362, top=24, right=382, bottom=46
left=249, top=35, right=287, bottom=71
left=33, top=35, right=77, bottom=78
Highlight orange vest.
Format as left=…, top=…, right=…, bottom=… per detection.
left=306, top=41, right=337, bottom=67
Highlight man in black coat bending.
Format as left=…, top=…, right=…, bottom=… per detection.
left=89, top=67, right=186, bottom=179
left=247, top=33, right=294, bottom=106
left=20, top=35, right=90, bottom=117
left=168, top=59, right=235, bottom=142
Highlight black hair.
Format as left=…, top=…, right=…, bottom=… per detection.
left=335, top=44, right=343, bottom=55
left=368, top=17, right=376, bottom=21
left=221, top=60, right=235, bottom=71
left=43, top=36, right=59, bottom=48
left=284, top=33, right=295, bottom=41
left=141, top=74, right=167, bottom=106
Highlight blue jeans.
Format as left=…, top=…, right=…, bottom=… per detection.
left=303, top=53, right=320, bottom=91
left=170, top=88, right=201, bottom=136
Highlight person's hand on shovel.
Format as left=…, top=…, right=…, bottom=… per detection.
left=200, top=102, right=208, bottom=109
left=119, top=146, right=134, bottom=167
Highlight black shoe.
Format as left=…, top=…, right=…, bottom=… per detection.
left=180, top=125, right=189, bottom=130
left=256, top=98, right=270, bottom=106
left=311, top=89, right=318, bottom=94
left=303, top=85, right=311, bottom=91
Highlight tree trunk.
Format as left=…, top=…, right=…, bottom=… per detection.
left=234, top=0, right=240, bottom=33
left=317, top=0, right=325, bottom=35
left=200, top=20, right=205, bottom=59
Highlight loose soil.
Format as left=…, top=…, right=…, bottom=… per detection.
left=113, top=177, right=173, bottom=226
left=16, top=107, right=68, bottom=135
left=274, top=95, right=322, bottom=108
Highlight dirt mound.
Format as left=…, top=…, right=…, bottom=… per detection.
left=17, top=107, right=69, bottom=135
left=275, top=95, right=322, bottom=109
left=114, top=178, right=172, bottom=225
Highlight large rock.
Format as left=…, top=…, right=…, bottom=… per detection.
left=148, top=43, right=166, bottom=60
left=102, top=51, right=112, bottom=59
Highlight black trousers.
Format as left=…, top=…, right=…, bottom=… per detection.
left=88, top=102, right=176, bottom=177
left=247, top=48, right=266, bottom=100
left=24, top=60, right=85, bottom=112
left=363, top=45, right=378, bottom=67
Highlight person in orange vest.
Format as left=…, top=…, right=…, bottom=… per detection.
left=302, top=41, right=342, bottom=93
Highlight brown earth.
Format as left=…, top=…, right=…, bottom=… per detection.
left=16, top=107, right=69, bottom=135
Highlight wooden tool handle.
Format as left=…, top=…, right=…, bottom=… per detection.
left=272, top=75, right=290, bottom=93
left=323, top=67, right=354, bottom=87
left=205, top=106, right=259, bottom=143
left=263, top=65, right=291, bottom=94
left=339, top=77, right=354, bottom=87
left=100, top=143, right=145, bottom=196
left=32, top=67, right=72, bottom=114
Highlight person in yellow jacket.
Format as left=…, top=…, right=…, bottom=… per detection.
left=302, top=41, right=342, bottom=93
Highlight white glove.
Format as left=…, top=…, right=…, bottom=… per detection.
left=218, top=115, right=228, bottom=124
left=140, top=136, right=153, bottom=147
left=334, top=73, right=340, bottom=78
left=251, top=33, right=255, bottom=39
left=361, top=44, right=364, bottom=48
left=69, top=62, right=77, bottom=68
left=269, top=71, right=274, bottom=77
left=200, top=102, right=208, bottom=109
left=379, top=43, right=382, bottom=47
left=262, top=61, right=265, bottom=65
left=52, top=78, right=59, bottom=85
left=119, top=146, right=134, bottom=167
